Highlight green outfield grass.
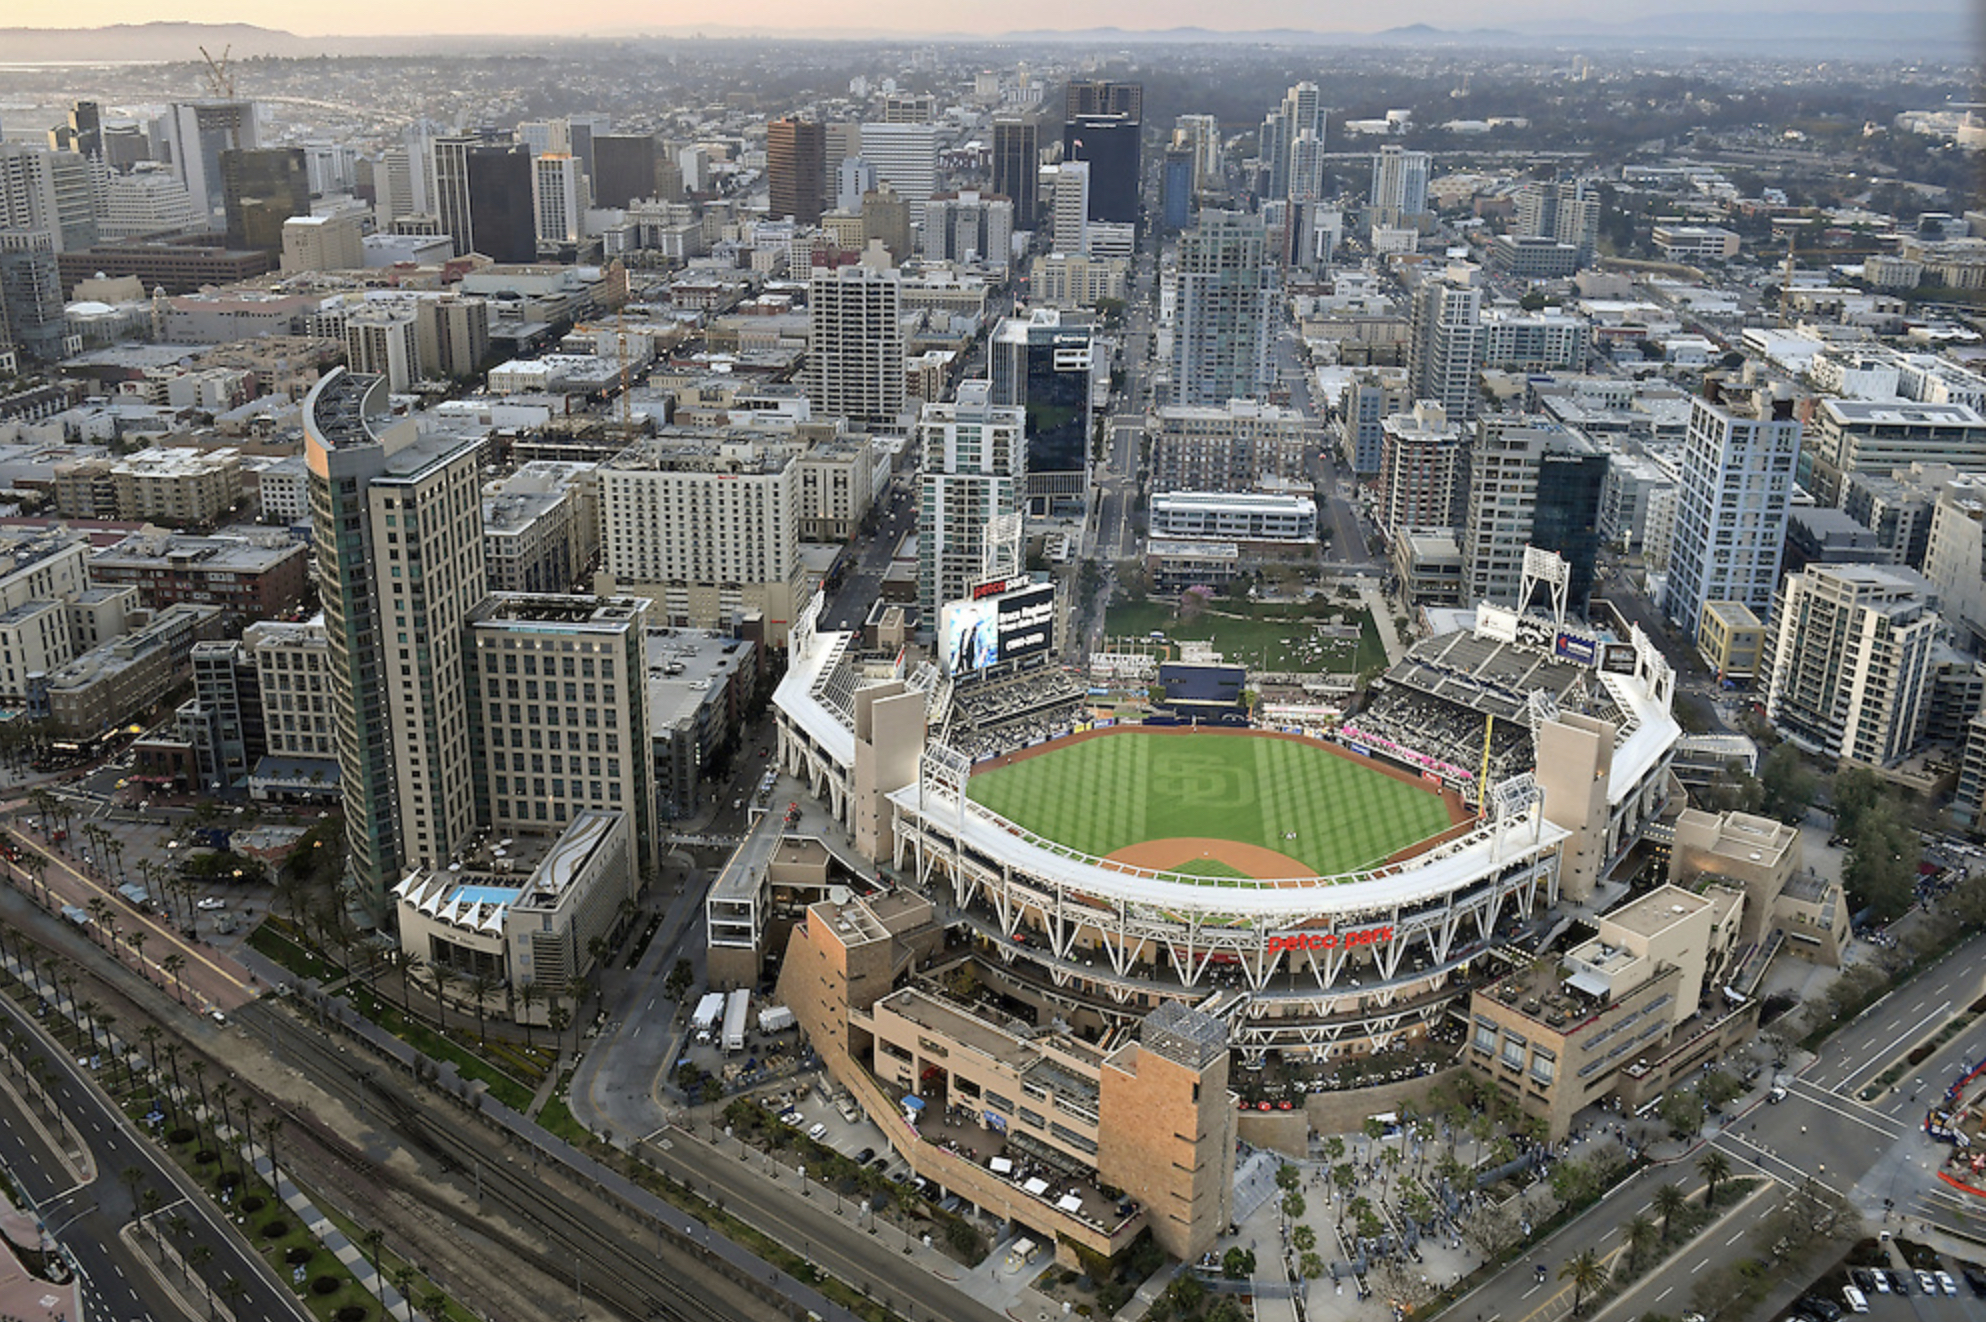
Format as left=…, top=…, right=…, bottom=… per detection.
left=966, top=730, right=1455, bottom=879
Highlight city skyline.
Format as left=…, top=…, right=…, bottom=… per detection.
left=0, top=0, right=1968, bottom=41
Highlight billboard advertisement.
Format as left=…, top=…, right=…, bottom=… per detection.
left=1601, top=642, right=1639, bottom=675
left=941, top=582, right=1057, bottom=674
left=996, top=583, right=1056, bottom=663
left=1553, top=631, right=1599, bottom=666
left=941, top=598, right=1002, bottom=674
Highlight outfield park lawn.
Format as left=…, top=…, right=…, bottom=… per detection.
left=965, top=729, right=1455, bottom=878
left=1103, top=599, right=1388, bottom=673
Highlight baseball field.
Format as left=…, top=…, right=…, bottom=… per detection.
left=964, top=728, right=1462, bottom=880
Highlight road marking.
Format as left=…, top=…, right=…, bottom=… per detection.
left=1656, top=1287, right=1674, bottom=1302
left=1523, top=1284, right=1541, bottom=1299
left=1693, top=1258, right=1710, bottom=1273
left=1727, top=1230, right=1745, bottom=1245
left=1838, top=1002, right=1952, bottom=1088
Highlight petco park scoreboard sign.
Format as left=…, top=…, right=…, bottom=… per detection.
left=1267, top=924, right=1395, bottom=952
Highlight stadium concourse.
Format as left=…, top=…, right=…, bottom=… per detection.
left=765, top=586, right=1683, bottom=1065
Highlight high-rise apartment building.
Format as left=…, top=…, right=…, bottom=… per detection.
left=1662, top=376, right=1802, bottom=640
left=856, top=122, right=938, bottom=224
left=1369, top=145, right=1430, bottom=230
left=281, top=213, right=364, bottom=273
left=1462, top=420, right=1608, bottom=612
left=1762, top=564, right=1939, bottom=767
left=166, top=100, right=260, bottom=220
left=1161, top=149, right=1194, bottom=231
left=100, top=167, right=200, bottom=239
left=918, top=381, right=1026, bottom=616
left=0, top=144, right=62, bottom=244
left=991, top=118, right=1040, bottom=227
left=0, top=231, right=64, bottom=362
left=1408, top=268, right=1486, bottom=422
left=1171, top=210, right=1274, bottom=407
left=1260, top=82, right=1323, bottom=203
left=305, top=367, right=487, bottom=907
left=1337, top=367, right=1413, bottom=476
left=1377, top=401, right=1465, bottom=539
left=767, top=117, right=827, bottom=226
left=466, top=594, right=657, bottom=871
left=1515, top=178, right=1602, bottom=263
left=343, top=304, right=421, bottom=393
left=532, top=153, right=585, bottom=248
left=923, top=191, right=1014, bottom=267
left=806, top=264, right=905, bottom=431
left=1064, top=80, right=1143, bottom=120
left=990, top=309, right=1093, bottom=515
left=221, top=148, right=310, bottom=253
left=1173, top=114, right=1222, bottom=193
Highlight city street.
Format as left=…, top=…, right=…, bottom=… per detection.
left=0, top=983, right=306, bottom=1322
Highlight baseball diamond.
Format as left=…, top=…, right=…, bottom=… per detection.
left=964, top=727, right=1462, bottom=879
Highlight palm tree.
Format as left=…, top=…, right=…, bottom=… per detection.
left=75, top=998, right=102, bottom=1058
left=217, top=1274, right=246, bottom=1320
left=128, top=929, right=148, bottom=980
left=167, top=1213, right=192, bottom=1279
left=119, top=1164, right=145, bottom=1213
left=261, top=1116, right=285, bottom=1195
left=86, top=897, right=111, bottom=944
left=1624, top=1214, right=1659, bottom=1272
left=519, top=982, right=542, bottom=1047
left=393, top=1265, right=417, bottom=1309
left=359, top=1226, right=387, bottom=1309
left=239, top=1097, right=259, bottom=1179
left=1696, top=1150, right=1732, bottom=1208
left=418, top=1287, right=449, bottom=1320
left=186, top=1243, right=214, bottom=1310
left=468, top=971, right=497, bottom=1046
left=187, top=1058, right=210, bottom=1121
left=1559, top=1248, right=1608, bottom=1314
left=161, top=952, right=187, bottom=1004
left=548, top=1001, right=572, bottom=1057
left=161, top=1043, right=185, bottom=1120
left=1652, top=1182, right=1690, bottom=1244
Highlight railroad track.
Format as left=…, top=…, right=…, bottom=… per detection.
left=262, top=1003, right=772, bottom=1322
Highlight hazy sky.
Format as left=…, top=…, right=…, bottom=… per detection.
left=4, top=0, right=1961, bottom=37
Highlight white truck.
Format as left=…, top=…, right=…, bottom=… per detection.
left=691, top=992, right=725, bottom=1041
left=722, top=988, right=750, bottom=1054
left=757, top=1005, right=795, bottom=1034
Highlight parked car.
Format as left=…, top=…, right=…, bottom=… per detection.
left=1799, top=1295, right=1842, bottom=1322
left=1935, top=1271, right=1959, bottom=1296
left=1842, top=1285, right=1868, bottom=1314
left=779, top=1109, right=804, bottom=1127
left=196, top=897, right=226, bottom=911
left=854, top=1147, right=876, bottom=1165
left=807, top=1122, right=828, bottom=1141
left=1917, top=1271, right=1939, bottom=1295
left=1961, top=1267, right=1986, bottom=1297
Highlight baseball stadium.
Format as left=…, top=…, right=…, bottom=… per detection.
left=766, top=580, right=1688, bottom=1062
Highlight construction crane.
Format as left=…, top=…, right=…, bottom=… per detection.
left=199, top=45, right=235, bottom=100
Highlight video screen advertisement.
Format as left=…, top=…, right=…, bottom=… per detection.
left=941, top=583, right=1056, bottom=674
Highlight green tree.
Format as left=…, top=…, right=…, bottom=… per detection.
left=1697, top=1150, right=1732, bottom=1207
left=1830, top=766, right=1887, bottom=841
left=1625, top=1213, right=1659, bottom=1271
left=1282, top=1190, right=1307, bottom=1219
left=1653, top=1182, right=1690, bottom=1243
left=1276, top=1163, right=1301, bottom=1192
left=1292, top=1224, right=1317, bottom=1253
left=1221, top=1246, right=1256, bottom=1279
left=1844, top=804, right=1917, bottom=920
left=1559, top=1248, right=1608, bottom=1314
left=1758, top=744, right=1817, bottom=824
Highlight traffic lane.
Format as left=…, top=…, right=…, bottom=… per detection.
left=1591, top=1183, right=1785, bottom=1322
left=0, top=996, right=306, bottom=1322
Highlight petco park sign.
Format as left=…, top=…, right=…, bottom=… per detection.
left=1267, top=925, right=1395, bottom=952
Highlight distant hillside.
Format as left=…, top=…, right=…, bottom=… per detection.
left=0, top=22, right=322, bottom=64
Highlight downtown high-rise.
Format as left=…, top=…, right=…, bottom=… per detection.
left=305, top=367, right=487, bottom=906
left=1662, top=375, right=1802, bottom=641
left=1170, top=210, right=1274, bottom=407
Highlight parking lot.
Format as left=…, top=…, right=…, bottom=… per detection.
left=1796, top=1241, right=1986, bottom=1322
